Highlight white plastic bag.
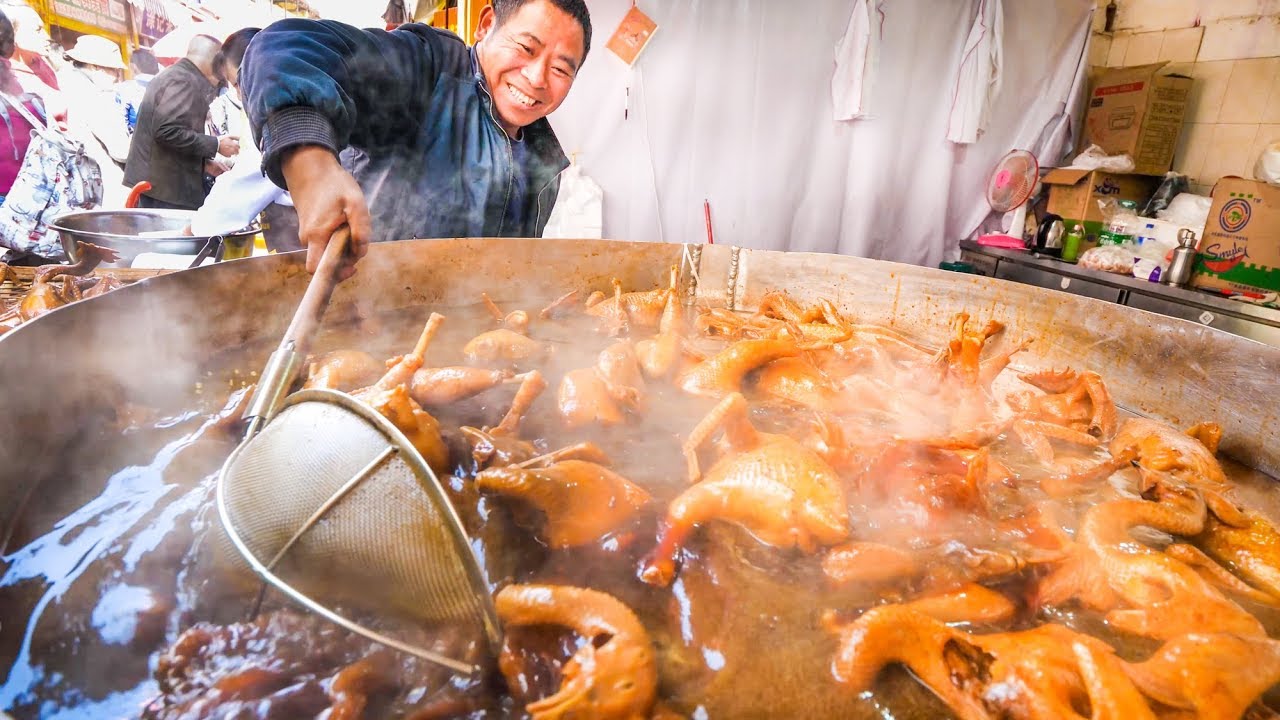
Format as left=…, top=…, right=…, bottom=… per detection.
left=1079, top=244, right=1135, bottom=274
left=542, top=164, right=603, bottom=239
left=1156, top=193, right=1212, bottom=230
left=1068, top=144, right=1135, bottom=173
left=1255, top=141, right=1280, bottom=186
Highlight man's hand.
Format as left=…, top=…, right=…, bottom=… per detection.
left=204, top=160, right=230, bottom=177
left=281, top=145, right=372, bottom=281
left=217, top=135, right=241, bottom=157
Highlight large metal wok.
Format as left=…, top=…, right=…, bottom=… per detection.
left=0, top=238, right=1277, bottom=712
left=1, top=237, right=1274, bottom=506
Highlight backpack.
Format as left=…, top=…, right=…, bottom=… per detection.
left=0, top=92, right=103, bottom=262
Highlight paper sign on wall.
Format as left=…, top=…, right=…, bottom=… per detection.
left=606, top=6, right=658, bottom=65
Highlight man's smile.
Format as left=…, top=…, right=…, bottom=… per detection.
left=506, top=82, right=541, bottom=108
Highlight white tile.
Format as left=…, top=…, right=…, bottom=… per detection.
left=1199, top=123, right=1260, bottom=185
left=1254, top=124, right=1280, bottom=146
left=1254, top=16, right=1280, bottom=57
left=1173, top=122, right=1214, bottom=180
left=1107, top=33, right=1130, bottom=67
left=1264, top=75, right=1280, bottom=124
left=1115, top=0, right=1199, bottom=32
left=1248, top=123, right=1280, bottom=180
left=1185, top=60, right=1236, bottom=124
left=1089, top=33, right=1112, bottom=68
left=1198, top=16, right=1280, bottom=61
left=1159, top=26, right=1204, bottom=63
left=1124, top=31, right=1164, bottom=65
left=1201, top=0, right=1280, bottom=24
left=1219, top=57, right=1280, bottom=124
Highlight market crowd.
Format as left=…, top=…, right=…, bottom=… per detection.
left=0, top=7, right=288, bottom=265
left=0, top=0, right=591, bottom=273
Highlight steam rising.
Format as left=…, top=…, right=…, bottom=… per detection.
left=8, top=237, right=1273, bottom=717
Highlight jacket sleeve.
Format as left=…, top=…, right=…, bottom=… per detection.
left=240, top=19, right=449, bottom=189
left=152, top=80, right=219, bottom=159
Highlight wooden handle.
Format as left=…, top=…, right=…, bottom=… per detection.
left=281, top=226, right=351, bottom=355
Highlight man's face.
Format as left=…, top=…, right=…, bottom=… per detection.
left=474, top=0, right=585, bottom=136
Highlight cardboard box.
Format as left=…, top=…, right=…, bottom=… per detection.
left=1042, top=168, right=1162, bottom=243
left=1083, top=63, right=1192, bottom=175
left=1192, top=177, right=1280, bottom=295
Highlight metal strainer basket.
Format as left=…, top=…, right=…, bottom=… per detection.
left=215, top=229, right=499, bottom=677
left=217, top=390, right=500, bottom=675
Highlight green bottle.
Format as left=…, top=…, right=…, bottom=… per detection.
left=1062, top=224, right=1084, bottom=263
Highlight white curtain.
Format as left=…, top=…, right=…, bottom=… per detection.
left=548, top=0, right=1093, bottom=267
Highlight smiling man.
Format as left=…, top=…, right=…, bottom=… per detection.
left=240, top=0, right=590, bottom=278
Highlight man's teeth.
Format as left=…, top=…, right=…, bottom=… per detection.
left=508, top=84, right=537, bottom=107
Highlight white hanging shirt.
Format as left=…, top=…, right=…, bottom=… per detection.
left=831, top=0, right=885, bottom=122
left=947, top=0, right=1004, bottom=144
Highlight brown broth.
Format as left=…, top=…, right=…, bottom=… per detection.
left=2, top=301, right=1278, bottom=719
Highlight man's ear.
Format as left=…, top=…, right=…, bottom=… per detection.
left=473, top=6, right=497, bottom=43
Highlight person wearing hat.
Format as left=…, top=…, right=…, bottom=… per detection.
left=59, top=34, right=130, bottom=207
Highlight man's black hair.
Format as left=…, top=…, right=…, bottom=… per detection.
left=214, top=27, right=260, bottom=85
left=131, top=47, right=159, bottom=75
left=492, top=0, right=591, bottom=65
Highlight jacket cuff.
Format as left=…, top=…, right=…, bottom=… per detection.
left=261, top=106, right=339, bottom=188
left=199, top=133, right=219, bottom=159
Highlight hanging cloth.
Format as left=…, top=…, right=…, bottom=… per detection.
left=947, top=0, right=1003, bottom=143
left=831, top=0, right=885, bottom=121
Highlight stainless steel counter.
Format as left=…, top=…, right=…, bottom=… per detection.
left=958, top=240, right=1280, bottom=347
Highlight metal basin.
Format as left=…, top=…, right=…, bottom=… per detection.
left=49, top=209, right=259, bottom=267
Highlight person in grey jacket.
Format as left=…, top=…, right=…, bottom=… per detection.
left=123, top=35, right=240, bottom=210
left=241, top=0, right=591, bottom=279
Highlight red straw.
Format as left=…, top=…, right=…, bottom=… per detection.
left=703, top=199, right=715, bottom=245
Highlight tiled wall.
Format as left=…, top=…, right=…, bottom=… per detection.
left=1087, top=0, right=1280, bottom=195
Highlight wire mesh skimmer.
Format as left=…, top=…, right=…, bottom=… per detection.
left=216, top=229, right=500, bottom=677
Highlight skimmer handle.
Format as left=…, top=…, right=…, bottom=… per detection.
left=283, top=226, right=351, bottom=349
left=243, top=227, right=352, bottom=435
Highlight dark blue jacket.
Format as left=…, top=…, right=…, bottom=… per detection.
left=241, top=19, right=569, bottom=243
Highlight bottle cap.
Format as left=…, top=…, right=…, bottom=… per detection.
left=1177, top=228, right=1198, bottom=248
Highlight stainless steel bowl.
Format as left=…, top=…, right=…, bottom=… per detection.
left=50, top=209, right=259, bottom=268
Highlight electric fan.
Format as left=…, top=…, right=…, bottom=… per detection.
left=978, top=150, right=1039, bottom=249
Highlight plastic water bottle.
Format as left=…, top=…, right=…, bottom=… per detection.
left=1100, top=200, right=1138, bottom=245
left=1135, top=222, right=1157, bottom=248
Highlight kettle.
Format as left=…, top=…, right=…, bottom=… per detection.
left=1034, top=213, right=1065, bottom=258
